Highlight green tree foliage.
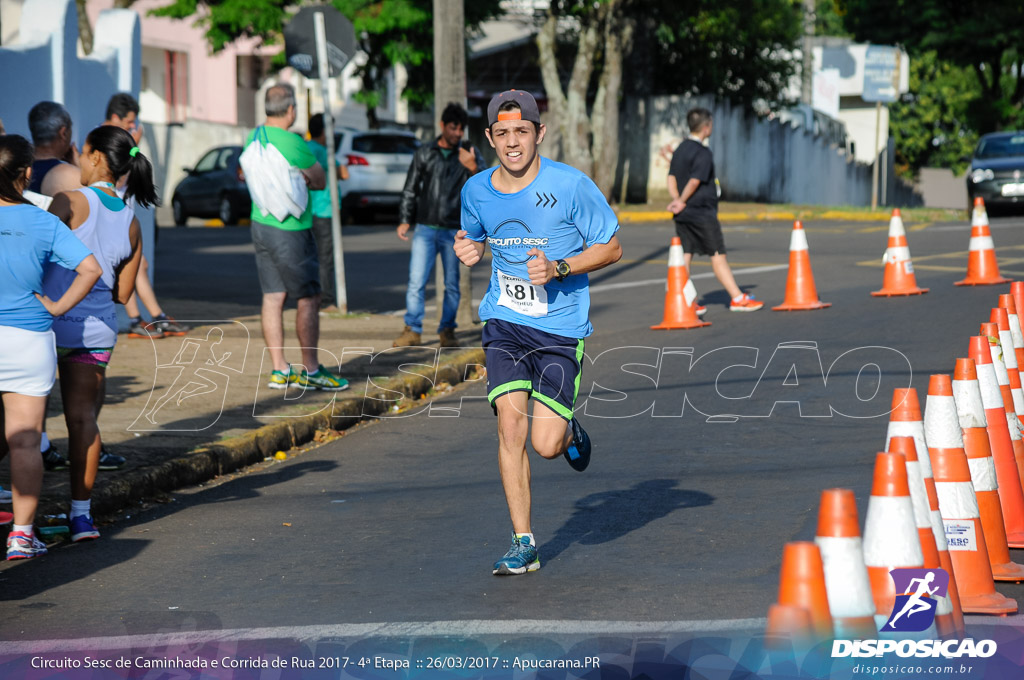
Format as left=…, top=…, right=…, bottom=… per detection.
left=842, top=0, right=1024, bottom=133
left=889, top=51, right=980, bottom=178
left=649, top=0, right=802, bottom=108
left=151, top=0, right=501, bottom=127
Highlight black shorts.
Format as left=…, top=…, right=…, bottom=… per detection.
left=482, top=318, right=585, bottom=422
left=675, top=216, right=726, bottom=256
left=251, top=222, right=321, bottom=298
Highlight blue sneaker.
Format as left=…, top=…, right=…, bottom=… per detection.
left=70, top=514, right=100, bottom=542
left=563, top=418, right=591, bottom=472
left=493, top=533, right=540, bottom=575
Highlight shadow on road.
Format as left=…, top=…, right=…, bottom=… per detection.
left=540, top=479, right=713, bottom=562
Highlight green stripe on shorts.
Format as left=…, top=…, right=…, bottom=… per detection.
left=488, top=379, right=533, bottom=404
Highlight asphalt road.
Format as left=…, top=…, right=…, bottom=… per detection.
left=6, top=213, right=1024, bottom=644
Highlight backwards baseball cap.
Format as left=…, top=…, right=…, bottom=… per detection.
left=486, top=89, right=541, bottom=127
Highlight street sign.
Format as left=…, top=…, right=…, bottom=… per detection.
left=863, top=44, right=899, bottom=103
left=283, top=5, right=356, bottom=78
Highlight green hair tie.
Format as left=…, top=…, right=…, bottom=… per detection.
left=129, top=146, right=140, bottom=157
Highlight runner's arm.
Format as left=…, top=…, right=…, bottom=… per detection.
left=35, top=255, right=102, bottom=316
left=454, top=229, right=485, bottom=266
left=526, top=235, right=622, bottom=285
left=111, top=218, right=144, bottom=304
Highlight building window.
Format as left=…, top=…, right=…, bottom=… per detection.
left=165, top=50, right=188, bottom=123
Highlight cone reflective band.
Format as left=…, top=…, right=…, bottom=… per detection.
left=863, top=451, right=924, bottom=628
left=968, top=335, right=1024, bottom=546
left=955, top=198, right=1011, bottom=286
left=775, top=541, right=833, bottom=638
left=953, top=359, right=1024, bottom=581
left=651, top=237, right=710, bottom=330
left=872, top=209, right=928, bottom=296
left=884, top=388, right=936, bottom=509
left=1012, top=282, right=1024, bottom=343
left=980, top=322, right=1024, bottom=493
left=924, top=462, right=967, bottom=637
left=772, top=221, right=831, bottom=311
left=998, top=294, right=1024, bottom=384
left=886, top=437, right=957, bottom=636
left=814, top=489, right=877, bottom=638
left=887, top=437, right=941, bottom=567
left=991, top=308, right=1024, bottom=419
left=929, top=443, right=1017, bottom=615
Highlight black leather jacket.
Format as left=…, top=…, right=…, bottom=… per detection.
left=398, top=138, right=485, bottom=228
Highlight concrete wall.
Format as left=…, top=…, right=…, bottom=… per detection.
left=626, top=95, right=922, bottom=208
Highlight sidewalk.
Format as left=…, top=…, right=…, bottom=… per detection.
left=1, top=311, right=484, bottom=524
left=616, top=200, right=965, bottom=224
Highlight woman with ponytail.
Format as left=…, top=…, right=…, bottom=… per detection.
left=0, top=134, right=102, bottom=560
left=43, top=125, right=155, bottom=543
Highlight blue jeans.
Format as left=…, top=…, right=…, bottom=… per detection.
left=404, top=225, right=460, bottom=333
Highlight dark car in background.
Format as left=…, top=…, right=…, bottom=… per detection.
left=171, top=145, right=251, bottom=225
left=967, top=131, right=1024, bottom=214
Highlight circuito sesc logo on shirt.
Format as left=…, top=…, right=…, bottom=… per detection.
left=486, top=218, right=549, bottom=266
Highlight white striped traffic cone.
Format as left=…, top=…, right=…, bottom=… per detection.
left=815, top=488, right=877, bottom=639
left=955, top=198, right=1011, bottom=286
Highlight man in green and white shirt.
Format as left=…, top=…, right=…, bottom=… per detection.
left=244, top=83, right=346, bottom=391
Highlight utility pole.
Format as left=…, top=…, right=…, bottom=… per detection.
left=433, top=0, right=476, bottom=327
left=802, top=0, right=815, bottom=105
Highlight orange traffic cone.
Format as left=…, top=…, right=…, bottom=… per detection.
left=979, top=323, right=1024, bottom=493
left=955, top=198, right=1011, bottom=286
left=929, top=445, right=1017, bottom=615
left=775, top=541, right=833, bottom=638
left=651, top=237, right=711, bottom=330
left=772, top=221, right=831, bottom=311
left=951, top=360, right=1024, bottom=581
left=991, top=307, right=1024, bottom=420
left=1011, top=283, right=1024, bottom=339
left=862, top=451, right=925, bottom=629
left=871, top=209, right=928, bottom=296
left=765, top=604, right=814, bottom=649
left=923, top=458, right=968, bottom=637
left=968, top=335, right=1024, bottom=547
left=887, top=437, right=941, bottom=572
left=997, top=294, right=1024, bottom=387
left=814, top=489, right=877, bottom=638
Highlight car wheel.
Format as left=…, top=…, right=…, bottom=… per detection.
left=218, top=195, right=236, bottom=225
left=172, top=198, right=187, bottom=226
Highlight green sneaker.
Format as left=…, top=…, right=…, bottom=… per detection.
left=296, top=365, right=349, bottom=391
left=267, top=365, right=296, bottom=390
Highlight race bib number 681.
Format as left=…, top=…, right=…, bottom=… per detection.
left=497, top=269, right=548, bottom=317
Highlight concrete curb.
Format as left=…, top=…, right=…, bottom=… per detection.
left=616, top=209, right=891, bottom=224
left=72, top=348, right=486, bottom=518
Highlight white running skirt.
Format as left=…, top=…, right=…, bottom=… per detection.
left=0, top=325, right=57, bottom=397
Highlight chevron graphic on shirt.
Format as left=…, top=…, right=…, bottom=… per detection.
left=535, top=192, right=558, bottom=208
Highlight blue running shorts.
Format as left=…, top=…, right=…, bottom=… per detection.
left=482, top=318, right=585, bottom=422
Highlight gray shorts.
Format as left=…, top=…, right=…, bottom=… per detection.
left=251, top=222, right=321, bottom=298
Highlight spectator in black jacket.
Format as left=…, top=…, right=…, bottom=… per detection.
left=394, top=102, right=485, bottom=348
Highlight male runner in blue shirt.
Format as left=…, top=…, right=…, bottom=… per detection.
left=454, top=90, right=623, bottom=575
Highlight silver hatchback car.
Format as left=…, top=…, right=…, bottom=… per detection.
left=334, top=128, right=421, bottom=222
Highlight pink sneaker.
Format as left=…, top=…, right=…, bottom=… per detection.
left=730, top=294, right=764, bottom=312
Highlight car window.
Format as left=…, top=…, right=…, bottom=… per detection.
left=216, top=148, right=236, bottom=169
left=976, top=136, right=1024, bottom=159
left=352, top=134, right=420, bottom=154
left=194, top=149, right=220, bottom=173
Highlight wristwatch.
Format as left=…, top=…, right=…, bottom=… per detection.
left=554, top=259, right=571, bottom=282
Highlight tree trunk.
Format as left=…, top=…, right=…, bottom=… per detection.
left=592, top=1, right=631, bottom=198
left=76, top=0, right=93, bottom=54
left=433, top=0, right=475, bottom=327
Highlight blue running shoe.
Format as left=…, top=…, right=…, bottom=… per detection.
left=492, top=533, right=540, bottom=575
left=563, top=418, right=591, bottom=472
left=70, top=515, right=100, bottom=542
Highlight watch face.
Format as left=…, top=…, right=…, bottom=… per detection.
left=557, top=261, right=571, bottom=277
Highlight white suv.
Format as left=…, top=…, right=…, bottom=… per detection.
left=334, top=128, right=421, bottom=223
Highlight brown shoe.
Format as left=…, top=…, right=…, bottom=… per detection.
left=392, top=326, right=422, bottom=347
left=439, top=328, right=460, bottom=348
